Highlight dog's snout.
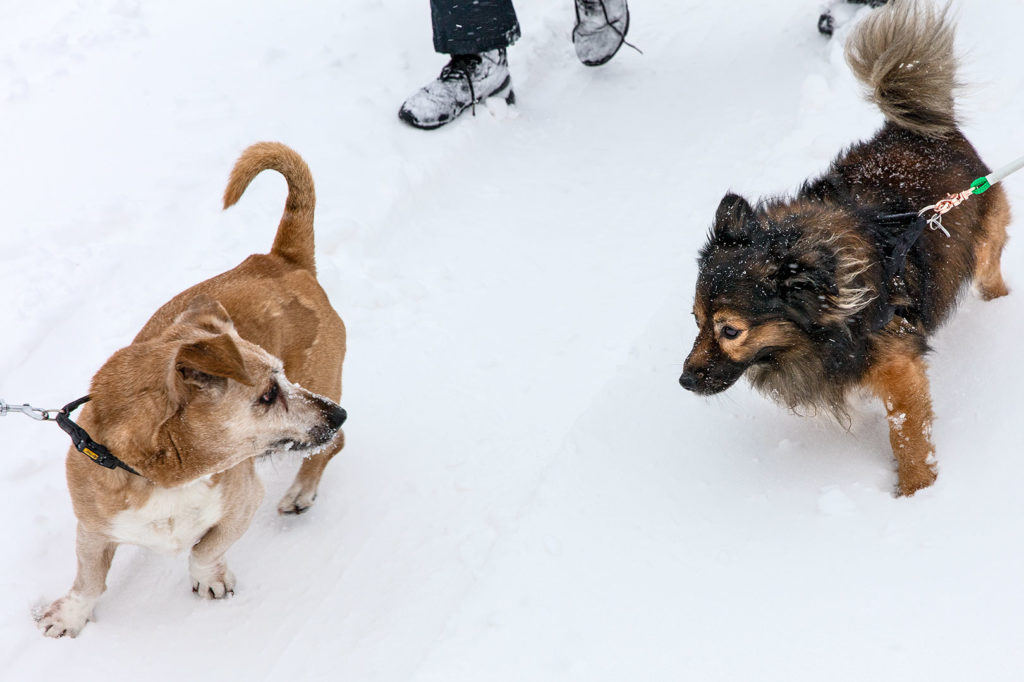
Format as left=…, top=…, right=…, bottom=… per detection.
left=679, top=367, right=705, bottom=392
left=306, top=398, right=346, bottom=446
left=679, top=369, right=698, bottom=391
left=326, top=403, right=347, bottom=430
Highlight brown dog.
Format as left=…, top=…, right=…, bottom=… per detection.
left=679, top=1, right=1011, bottom=496
left=37, top=142, right=347, bottom=637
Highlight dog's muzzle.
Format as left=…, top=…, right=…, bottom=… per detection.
left=679, top=360, right=746, bottom=395
left=308, top=400, right=346, bottom=445
left=678, top=368, right=702, bottom=392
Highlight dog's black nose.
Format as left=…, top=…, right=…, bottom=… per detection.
left=679, top=369, right=699, bottom=392
left=326, top=404, right=347, bottom=429
left=308, top=403, right=347, bottom=446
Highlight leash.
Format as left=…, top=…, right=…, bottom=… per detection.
left=1, top=396, right=142, bottom=476
left=868, top=151, right=1024, bottom=331
left=917, top=152, right=1024, bottom=236
left=0, top=398, right=59, bottom=421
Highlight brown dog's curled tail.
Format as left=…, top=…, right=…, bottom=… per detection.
left=223, top=142, right=317, bottom=274
left=846, top=0, right=958, bottom=138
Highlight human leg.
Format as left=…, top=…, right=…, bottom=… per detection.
left=399, top=1, right=520, bottom=130
left=431, top=0, right=520, bottom=55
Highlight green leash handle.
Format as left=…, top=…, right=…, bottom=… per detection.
left=972, top=153, right=1024, bottom=194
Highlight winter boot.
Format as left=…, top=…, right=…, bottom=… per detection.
left=818, top=0, right=889, bottom=37
left=573, top=0, right=630, bottom=67
left=398, top=49, right=514, bottom=130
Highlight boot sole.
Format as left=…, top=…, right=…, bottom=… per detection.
left=398, top=76, right=515, bottom=131
left=576, top=9, right=630, bottom=67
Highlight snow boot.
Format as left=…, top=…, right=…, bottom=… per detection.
left=398, top=49, right=514, bottom=130
left=818, top=0, right=889, bottom=37
left=573, top=0, right=630, bottom=67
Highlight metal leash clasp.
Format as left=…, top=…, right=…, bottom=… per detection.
left=917, top=188, right=973, bottom=239
left=0, top=399, right=58, bottom=421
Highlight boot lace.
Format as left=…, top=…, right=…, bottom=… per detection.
left=440, top=54, right=483, bottom=116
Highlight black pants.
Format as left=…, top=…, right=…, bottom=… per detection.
left=430, top=0, right=521, bottom=54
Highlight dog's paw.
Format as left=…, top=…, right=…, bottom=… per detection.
left=277, top=481, right=317, bottom=515
left=36, top=593, right=95, bottom=638
left=190, top=559, right=236, bottom=599
left=896, top=465, right=938, bottom=497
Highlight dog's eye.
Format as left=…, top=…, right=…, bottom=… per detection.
left=721, top=325, right=742, bottom=340
left=259, top=382, right=279, bottom=406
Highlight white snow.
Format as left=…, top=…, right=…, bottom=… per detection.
left=1, top=0, right=1022, bottom=680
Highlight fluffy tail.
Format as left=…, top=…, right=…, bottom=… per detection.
left=845, top=0, right=959, bottom=138
left=223, top=142, right=317, bottom=274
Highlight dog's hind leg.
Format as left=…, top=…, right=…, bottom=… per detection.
left=866, top=351, right=938, bottom=497
left=278, top=429, right=345, bottom=515
left=37, top=525, right=118, bottom=638
left=975, top=184, right=1011, bottom=301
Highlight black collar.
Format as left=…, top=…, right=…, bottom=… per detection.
left=55, top=396, right=142, bottom=477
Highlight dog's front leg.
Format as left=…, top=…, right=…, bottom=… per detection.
left=38, top=524, right=118, bottom=638
left=866, top=352, right=938, bottom=496
left=278, top=429, right=345, bottom=515
left=189, top=473, right=262, bottom=599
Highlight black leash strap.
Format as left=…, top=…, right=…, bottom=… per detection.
left=55, top=396, right=142, bottom=476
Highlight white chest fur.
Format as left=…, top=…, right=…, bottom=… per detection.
left=108, top=477, right=223, bottom=555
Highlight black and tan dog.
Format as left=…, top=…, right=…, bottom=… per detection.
left=680, top=0, right=1011, bottom=496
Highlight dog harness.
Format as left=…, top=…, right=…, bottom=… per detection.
left=870, top=210, right=927, bottom=331
left=869, top=151, right=1024, bottom=332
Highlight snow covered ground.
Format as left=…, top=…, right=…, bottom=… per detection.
left=1, top=0, right=1022, bottom=679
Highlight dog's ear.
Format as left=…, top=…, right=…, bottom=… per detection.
left=776, top=251, right=841, bottom=329
left=175, top=295, right=236, bottom=335
left=713, top=193, right=755, bottom=241
left=779, top=252, right=839, bottom=296
left=175, top=334, right=254, bottom=389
